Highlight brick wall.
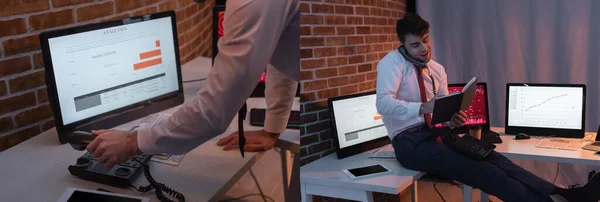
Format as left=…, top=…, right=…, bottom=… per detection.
left=0, top=0, right=214, bottom=151
left=300, top=0, right=406, bottom=166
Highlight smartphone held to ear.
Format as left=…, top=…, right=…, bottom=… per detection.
left=342, top=164, right=391, bottom=179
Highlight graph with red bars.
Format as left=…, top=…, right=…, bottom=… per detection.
left=434, top=86, right=488, bottom=127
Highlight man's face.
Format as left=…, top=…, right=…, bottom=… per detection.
left=404, top=33, right=431, bottom=62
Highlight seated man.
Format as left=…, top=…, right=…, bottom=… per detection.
left=375, top=13, right=600, bottom=202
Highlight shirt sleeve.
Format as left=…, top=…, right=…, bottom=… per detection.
left=264, top=65, right=298, bottom=133
left=375, top=58, right=422, bottom=121
left=136, top=0, right=293, bottom=155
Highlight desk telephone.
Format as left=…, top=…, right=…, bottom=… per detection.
left=68, top=131, right=185, bottom=202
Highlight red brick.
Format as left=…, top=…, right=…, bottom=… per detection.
left=304, top=101, right=328, bottom=113
left=326, top=37, right=346, bottom=46
left=103, top=13, right=131, bottom=22
left=359, top=81, right=376, bottom=91
left=324, top=0, right=344, bottom=3
left=301, top=49, right=313, bottom=58
left=319, top=129, right=332, bottom=141
left=0, top=126, right=40, bottom=152
left=311, top=4, right=334, bottom=14
left=313, top=26, right=336, bottom=35
left=29, top=9, right=74, bottom=31
left=3, top=35, right=40, bottom=56
left=114, top=0, right=159, bottom=13
left=301, top=92, right=317, bottom=102
left=303, top=80, right=328, bottom=91
left=378, top=18, right=388, bottom=25
left=184, top=4, right=200, bottom=18
left=346, top=16, right=363, bottom=25
left=338, top=65, right=357, bottom=75
left=372, top=44, right=385, bottom=52
left=355, top=7, right=369, bottom=15
left=366, top=71, right=377, bottom=80
left=301, top=37, right=325, bottom=47
left=301, top=15, right=324, bottom=25
left=337, top=46, right=356, bottom=56
left=349, top=55, right=365, bottom=64
left=8, top=70, right=45, bottom=93
left=328, top=76, right=349, bottom=87
left=300, top=3, right=310, bottom=13
left=356, top=45, right=372, bottom=54
left=317, top=88, right=339, bottom=100
left=371, top=27, right=383, bottom=34
left=358, top=63, right=372, bottom=72
left=0, top=18, right=27, bottom=38
left=349, top=74, right=366, bottom=83
left=366, top=53, right=379, bottom=62
left=346, top=0, right=364, bottom=5
left=0, top=0, right=49, bottom=17
left=315, top=68, right=338, bottom=78
left=159, top=1, right=177, bottom=12
left=327, top=57, right=347, bottom=67
left=365, top=35, right=377, bottom=43
left=0, top=81, right=6, bottom=97
left=364, top=17, right=378, bottom=25
left=348, top=36, right=365, bottom=45
left=0, top=56, right=31, bottom=77
left=42, top=119, right=55, bottom=131
left=324, top=16, right=345, bottom=25
left=335, top=5, right=354, bottom=14
left=301, top=27, right=312, bottom=36
left=378, top=52, right=387, bottom=59
left=37, top=87, right=48, bottom=103
left=301, top=59, right=326, bottom=69
left=300, top=71, right=314, bottom=80
left=301, top=134, right=320, bottom=146
left=33, top=53, right=44, bottom=69
left=53, top=0, right=92, bottom=7
left=318, top=110, right=330, bottom=121
left=306, top=121, right=330, bottom=134
left=14, top=104, right=52, bottom=127
left=0, top=116, right=13, bottom=133
left=356, top=26, right=371, bottom=35
left=133, top=7, right=158, bottom=17
left=371, top=7, right=382, bottom=16
left=336, top=27, right=355, bottom=35
left=340, top=84, right=359, bottom=95
left=313, top=47, right=337, bottom=57
left=0, top=92, right=36, bottom=114
left=307, top=139, right=332, bottom=155
left=178, top=0, right=194, bottom=8
left=77, top=1, right=114, bottom=22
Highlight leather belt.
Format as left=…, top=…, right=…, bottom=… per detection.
left=397, top=123, right=428, bottom=137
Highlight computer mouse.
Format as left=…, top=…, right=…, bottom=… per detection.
left=515, top=133, right=531, bottom=140
left=68, top=131, right=96, bottom=151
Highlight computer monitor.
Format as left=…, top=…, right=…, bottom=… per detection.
left=505, top=83, right=586, bottom=138
left=328, top=91, right=390, bottom=159
left=40, top=11, right=184, bottom=144
left=435, top=82, right=491, bottom=131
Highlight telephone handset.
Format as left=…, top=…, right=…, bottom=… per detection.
left=67, top=131, right=185, bottom=202
left=397, top=45, right=430, bottom=68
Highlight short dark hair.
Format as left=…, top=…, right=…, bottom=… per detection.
left=396, top=13, right=430, bottom=43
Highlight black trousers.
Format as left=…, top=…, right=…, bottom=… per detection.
left=391, top=127, right=557, bottom=202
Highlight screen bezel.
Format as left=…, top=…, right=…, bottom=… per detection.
left=40, top=11, right=184, bottom=144
left=328, top=91, right=391, bottom=159
left=504, top=83, right=586, bottom=138
left=446, top=82, right=492, bottom=132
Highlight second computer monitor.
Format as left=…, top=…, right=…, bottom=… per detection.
left=438, top=82, right=491, bottom=130
left=505, top=83, right=586, bottom=138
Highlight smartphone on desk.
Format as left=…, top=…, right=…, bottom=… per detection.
left=342, top=164, right=391, bottom=180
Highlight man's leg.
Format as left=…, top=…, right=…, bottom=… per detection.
left=485, top=151, right=558, bottom=197
left=393, top=130, right=550, bottom=202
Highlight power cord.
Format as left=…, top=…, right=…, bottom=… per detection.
left=249, top=169, right=268, bottom=202
left=182, top=78, right=207, bottom=83
left=433, top=182, right=447, bottom=202
left=129, top=158, right=185, bottom=202
left=218, top=169, right=273, bottom=202
left=552, top=163, right=560, bottom=184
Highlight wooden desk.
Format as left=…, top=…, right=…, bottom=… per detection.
left=0, top=56, right=299, bottom=202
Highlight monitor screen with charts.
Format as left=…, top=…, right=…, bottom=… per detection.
left=505, top=83, right=586, bottom=138
left=328, top=91, right=390, bottom=159
left=41, top=11, right=184, bottom=143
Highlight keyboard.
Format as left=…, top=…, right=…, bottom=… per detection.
left=582, top=141, right=600, bottom=151
left=368, top=144, right=396, bottom=159
left=250, top=108, right=301, bottom=129
left=450, top=135, right=496, bottom=161
left=536, top=138, right=586, bottom=151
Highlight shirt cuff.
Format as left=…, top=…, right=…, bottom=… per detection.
left=264, top=113, right=289, bottom=134
left=406, top=102, right=422, bottom=120
left=136, top=126, right=161, bottom=154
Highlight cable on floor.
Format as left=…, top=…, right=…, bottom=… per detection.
left=553, top=163, right=560, bottom=184
left=433, top=181, right=447, bottom=202
left=249, top=169, right=269, bottom=202
left=217, top=168, right=274, bottom=202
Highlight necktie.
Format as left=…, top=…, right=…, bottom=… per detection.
left=238, top=102, right=247, bottom=157
left=414, top=65, right=442, bottom=142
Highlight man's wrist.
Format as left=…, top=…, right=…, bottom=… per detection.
left=129, top=130, right=143, bottom=155
left=263, top=129, right=280, bottom=140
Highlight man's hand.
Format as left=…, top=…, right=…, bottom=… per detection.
left=217, top=130, right=279, bottom=152
left=86, top=129, right=141, bottom=169
left=419, top=99, right=435, bottom=115
left=450, top=110, right=468, bottom=128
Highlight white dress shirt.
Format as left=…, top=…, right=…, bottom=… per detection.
left=376, top=50, right=449, bottom=140
left=137, top=0, right=300, bottom=155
